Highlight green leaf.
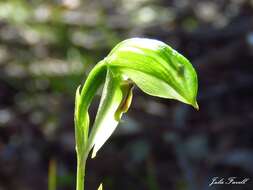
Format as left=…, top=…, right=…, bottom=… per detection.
left=106, top=38, right=198, bottom=109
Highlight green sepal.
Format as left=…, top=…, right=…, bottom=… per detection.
left=74, top=61, right=107, bottom=156
left=74, top=85, right=89, bottom=154
left=106, top=38, right=198, bottom=109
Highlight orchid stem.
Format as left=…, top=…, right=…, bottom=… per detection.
left=76, top=155, right=86, bottom=190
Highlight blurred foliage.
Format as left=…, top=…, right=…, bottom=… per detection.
left=0, top=0, right=253, bottom=190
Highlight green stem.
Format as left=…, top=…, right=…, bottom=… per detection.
left=48, top=158, right=57, bottom=190
left=76, top=156, right=86, bottom=190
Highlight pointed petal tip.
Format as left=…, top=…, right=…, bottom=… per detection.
left=75, top=85, right=81, bottom=100
left=98, top=183, right=103, bottom=190
left=91, top=145, right=98, bottom=159
left=76, top=85, right=81, bottom=93
left=91, top=149, right=97, bottom=159
left=193, top=101, right=199, bottom=110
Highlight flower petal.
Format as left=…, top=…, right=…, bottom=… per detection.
left=88, top=70, right=133, bottom=158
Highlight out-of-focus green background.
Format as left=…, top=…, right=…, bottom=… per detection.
left=0, top=0, right=253, bottom=190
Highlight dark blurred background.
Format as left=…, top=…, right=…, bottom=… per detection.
left=0, top=0, right=253, bottom=190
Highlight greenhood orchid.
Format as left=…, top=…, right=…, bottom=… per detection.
left=74, top=38, right=198, bottom=190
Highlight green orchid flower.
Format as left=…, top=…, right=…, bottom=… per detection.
left=74, top=38, right=198, bottom=190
